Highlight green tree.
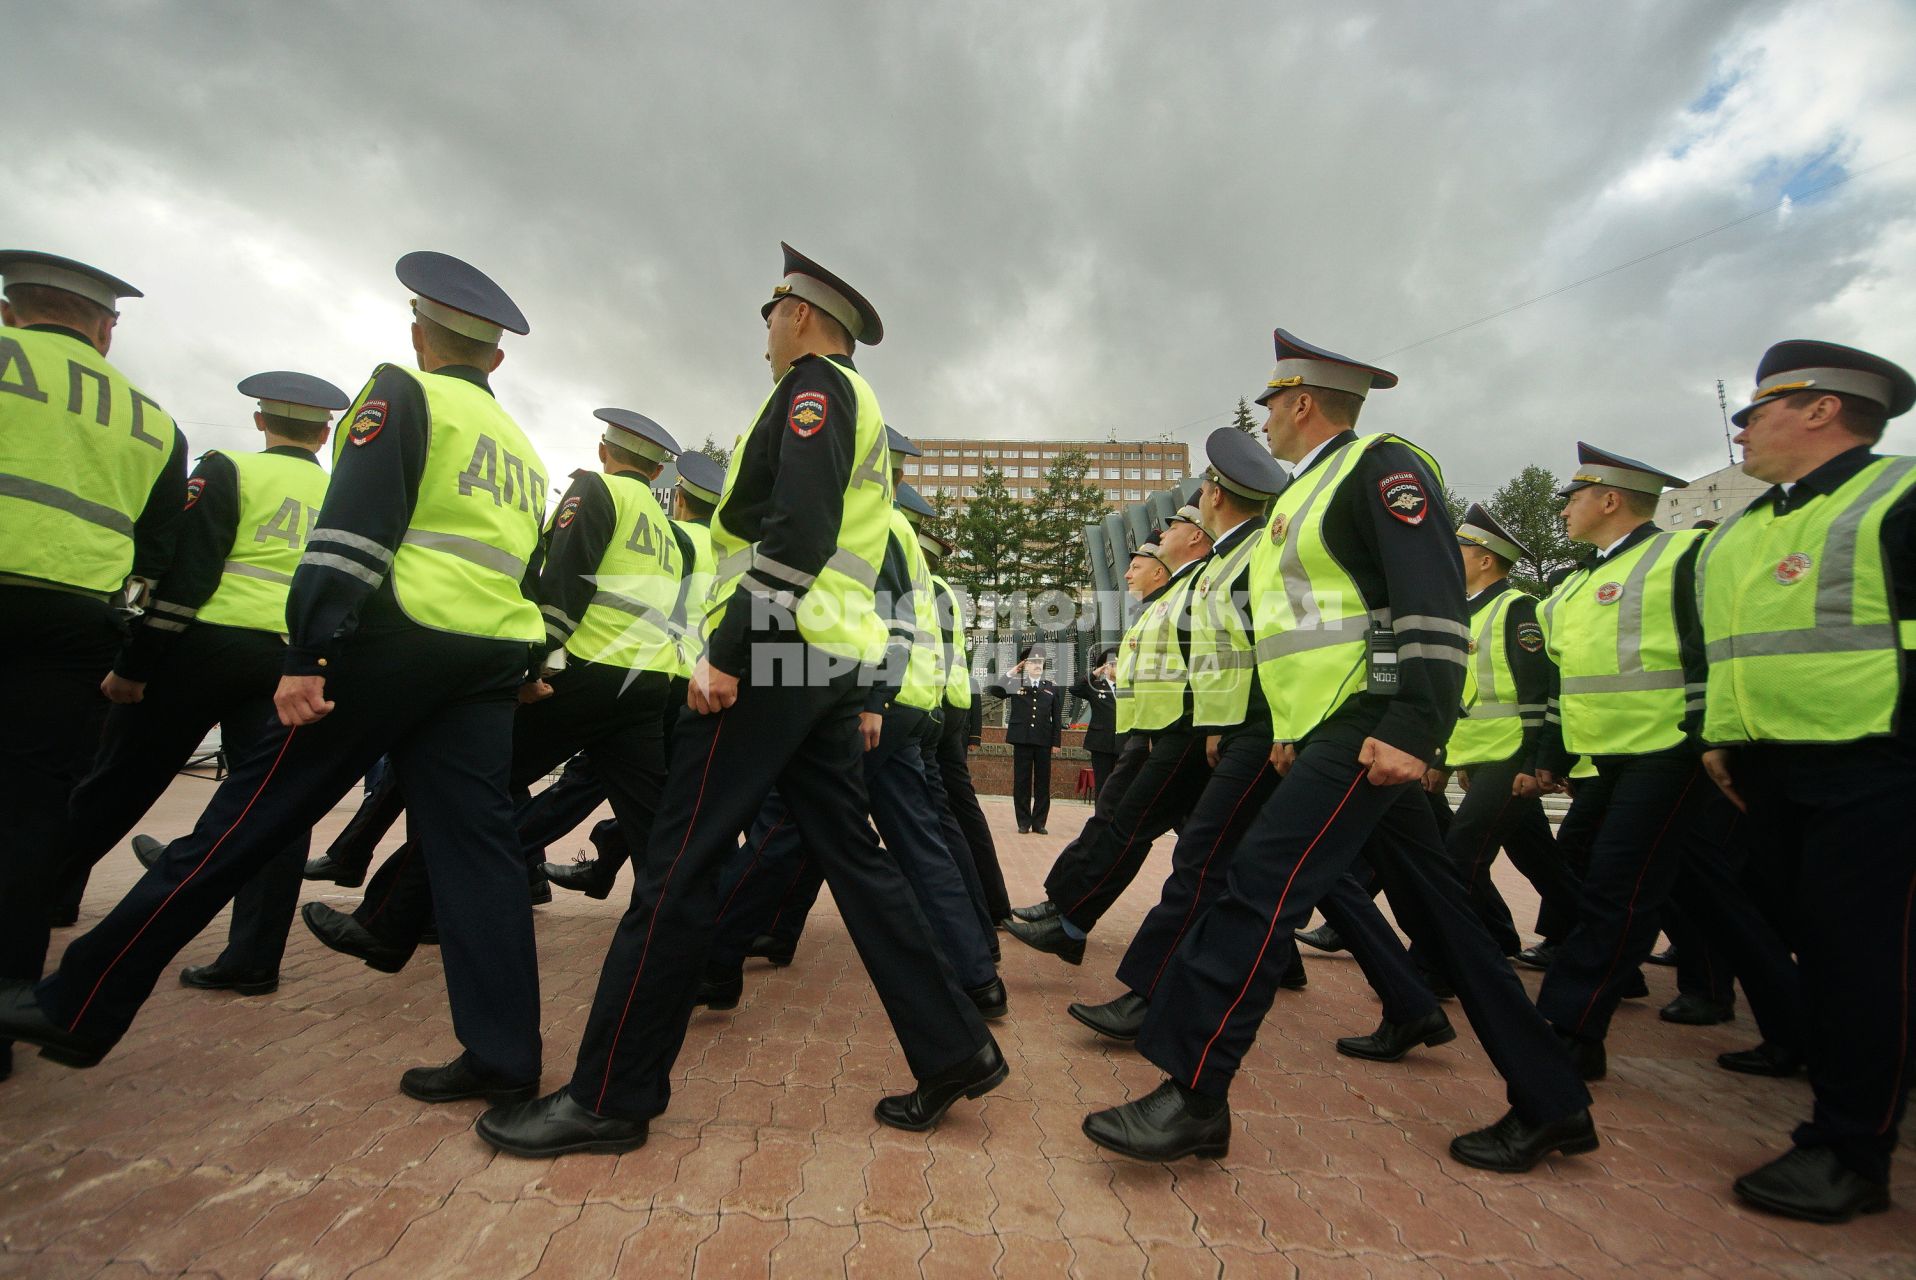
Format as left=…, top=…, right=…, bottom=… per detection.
left=955, top=465, right=1031, bottom=598
left=1488, top=465, right=1579, bottom=593
left=1026, top=448, right=1109, bottom=597
left=697, top=435, right=730, bottom=467
left=1231, top=397, right=1258, bottom=434
left=1443, top=486, right=1468, bottom=528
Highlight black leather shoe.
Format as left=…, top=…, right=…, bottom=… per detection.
left=1734, top=1146, right=1890, bottom=1223
left=179, top=963, right=278, bottom=996
left=746, top=934, right=795, bottom=967
left=478, top=1089, right=650, bottom=1157
left=694, top=973, right=743, bottom=1011
left=542, top=857, right=614, bottom=900
left=401, top=1053, right=539, bottom=1105
left=1032, top=826, right=1048, bottom=835
left=1515, top=943, right=1558, bottom=970
left=527, top=878, right=552, bottom=906
left=1337, top=1009, right=1456, bottom=1062
left=1069, top=991, right=1148, bottom=1041
left=988, top=936, right=1001, bottom=964
left=1646, top=945, right=1678, bottom=967
left=1011, top=900, right=1057, bottom=922
left=968, top=977, right=1008, bottom=1020
left=1083, top=1079, right=1231, bottom=1161
left=1295, top=925, right=1345, bottom=953
left=131, top=834, right=167, bottom=870
left=1005, top=914, right=1085, bottom=965
left=1017, top=825, right=1030, bottom=834
left=1659, top=993, right=1734, bottom=1025
left=0, top=980, right=110, bottom=1068
left=875, top=1040, right=1008, bottom=1131
left=48, top=906, right=78, bottom=928
left=1558, top=1030, right=1606, bottom=1081
left=301, top=902, right=408, bottom=973
left=1450, top=1107, right=1599, bottom=1173
left=1280, top=955, right=1309, bottom=990
left=1619, top=969, right=1649, bottom=999
left=1718, top=1042, right=1805, bottom=1078
left=302, top=852, right=367, bottom=888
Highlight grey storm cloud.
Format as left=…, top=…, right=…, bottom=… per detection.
left=5, top=0, right=1913, bottom=497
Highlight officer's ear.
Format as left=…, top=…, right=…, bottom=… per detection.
left=253, top=410, right=269, bottom=438
left=487, top=346, right=506, bottom=373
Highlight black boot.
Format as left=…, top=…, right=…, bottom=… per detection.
left=1336, top=1009, right=1455, bottom=1062
left=693, top=972, right=743, bottom=1011
left=478, top=1089, right=650, bottom=1157
left=302, top=852, right=367, bottom=888
left=1280, top=953, right=1309, bottom=990
left=875, top=1040, right=1008, bottom=1131
left=1659, top=993, right=1734, bottom=1025
left=1082, top=1079, right=1231, bottom=1161
left=1068, top=991, right=1149, bottom=1041
left=1733, top=1146, right=1891, bottom=1224
left=1619, top=969, right=1649, bottom=999
left=1294, top=924, right=1344, bottom=953
left=130, top=834, right=167, bottom=871
left=542, top=857, right=615, bottom=900
left=400, top=1052, right=539, bottom=1105
left=1449, top=1108, right=1599, bottom=1172
left=1004, top=914, right=1084, bottom=965
left=746, top=934, right=796, bottom=967
left=1717, top=1042, right=1805, bottom=1078
left=1557, top=1029, right=1606, bottom=1081
left=1514, top=942, right=1559, bottom=970
left=0, top=980, right=111, bottom=1068
left=301, top=902, right=408, bottom=973
left=967, top=977, right=1008, bottom=1020
left=179, top=962, right=278, bottom=996
left=1010, top=900, right=1058, bottom=923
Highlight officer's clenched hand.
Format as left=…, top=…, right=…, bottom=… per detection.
left=275, top=675, right=335, bottom=726
left=689, top=657, right=739, bottom=714
left=1701, top=748, right=1746, bottom=813
left=1512, top=771, right=1542, bottom=798
left=101, top=673, right=146, bottom=704
left=1360, top=737, right=1426, bottom=787
left=1205, top=734, right=1221, bottom=767
left=858, top=711, right=882, bottom=751
left=518, top=680, right=554, bottom=704
left=1423, top=767, right=1452, bottom=794
left=1268, top=741, right=1297, bottom=775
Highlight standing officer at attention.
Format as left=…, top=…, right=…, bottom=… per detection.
left=53, top=371, right=345, bottom=997
left=0, top=251, right=186, bottom=1081
left=1070, top=647, right=1124, bottom=796
left=991, top=645, right=1064, bottom=833
left=476, top=244, right=1001, bottom=1158
left=1698, top=340, right=1915, bottom=1223
left=1083, top=330, right=1595, bottom=1172
left=1, top=252, right=550, bottom=1109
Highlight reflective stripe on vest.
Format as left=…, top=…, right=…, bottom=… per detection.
left=932, top=575, right=973, bottom=711
left=1111, top=606, right=1151, bottom=734
left=1444, top=587, right=1528, bottom=767
left=705, top=361, right=892, bottom=664
left=1698, top=454, right=1916, bottom=745
left=1190, top=529, right=1262, bottom=727
left=890, top=509, right=944, bottom=712
left=566, top=472, right=684, bottom=671
left=0, top=326, right=179, bottom=592
left=327, top=366, right=547, bottom=642
left=670, top=518, right=716, bottom=675
left=195, top=451, right=329, bottom=632
left=1252, top=434, right=1441, bottom=742
left=1114, top=568, right=1199, bottom=733
left=1538, top=528, right=1702, bottom=756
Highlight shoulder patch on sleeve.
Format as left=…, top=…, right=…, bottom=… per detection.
left=348, top=400, right=389, bottom=447
left=556, top=495, right=582, bottom=529
left=1377, top=470, right=1428, bottom=525
left=1517, top=621, right=1544, bottom=653
left=183, top=476, right=206, bottom=510
left=788, top=390, right=829, bottom=438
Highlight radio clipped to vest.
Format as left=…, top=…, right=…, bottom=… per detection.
left=1366, top=620, right=1399, bottom=696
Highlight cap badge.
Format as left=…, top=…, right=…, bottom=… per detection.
left=1774, top=552, right=1813, bottom=585
left=1594, top=582, right=1624, bottom=606
left=1268, top=513, right=1289, bottom=543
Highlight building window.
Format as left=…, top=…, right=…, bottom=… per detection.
left=921, top=484, right=938, bottom=497
left=1123, top=451, right=1142, bottom=460
left=1166, top=467, right=1182, bottom=480
left=1124, top=468, right=1142, bottom=480
left=1712, top=498, right=1723, bottom=510
left=981, top=449, right=999, bottom=458
left=1022, top=466, right=1040, bottom=478
left=1145, top=468, right=1161, bottom=480
left=943, top=464, right=960, bottom=476
left=903, top=462, right=919, bottom=475
left=1126, top=488, right=1143, bottom=501
left=1022, top=450, right=1041, bottom=459
left=961, top=486, right=975, bottom=498
left=962, top=465, right=978, bottom=477
left=1103, top=467, right=1120, bottom=479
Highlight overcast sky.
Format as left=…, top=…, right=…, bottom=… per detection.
left=8, top=0, right=1914, bottom=501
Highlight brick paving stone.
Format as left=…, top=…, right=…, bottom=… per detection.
left=790, top=1139, right=871, bottom=1227
left=1067, top=1231, right=1151, bottom=1279
left=601, top=1132, right=698, bottom=1209
left=692, top=1211, right=790, bottom=1278
left=768, top=1217, right=858, bottom=1278
left=658, top=1131, right=754, bottom=1215
left=1137, top=1235, right=1228, bottom=1279
left=526, top=1201, right=649, bottom=1277
left=919, top=1226, right=1004, bottom=1278
left=845, top=1220, right=930, bottom=1277
left=1050, top=1154, right=1132, bottom=1244
left=986, top=1151, right=1066, bottom=1238
left=721, top=1136, right=811, bottom=1219
left=921, top=1143, right=997, bottom=1234
left=611, top=1206, right=714, bottom=1276
left=284, top=1184, right=452, bottom=1280
left=1212, top=1244, right=1300, bottom=1278
left=348, top=1189, right=514, bottom=1280
left=858, top=1143, right=933, bottom=1227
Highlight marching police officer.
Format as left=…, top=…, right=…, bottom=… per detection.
left=1, top=252, right=550, bottom=1105
left=53, top=371, right=346, bottom=996
left=0, top=251, right=187, bottom=1081
left=1084, top=330, right=1595, bottom=1172
left=476, top=244, right=1000, bottom=1157
left=1069, top=646, right=1123, bottom=795
left=992, top=644, right=1065, bottom=833
left=1698, top=340, right=1915, bottom=1223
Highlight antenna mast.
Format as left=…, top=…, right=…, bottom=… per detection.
left=1716, top=379, right=1735, bottom=467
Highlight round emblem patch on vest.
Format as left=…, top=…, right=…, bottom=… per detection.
left=788, top=391, right=828, bottom=438
left=183, top=476, right=206, bottom=510
left=1268, top=513, right=1288, bottom=543
left=1774, top=552, right=1812, bottom=585
left=348, top=400, right=388, bottom=447
left=1378, top=471, right=1428, bottom=525
left=1466, top=639, right=1478, bottom=655
left=1595, top=582, right=1624, bottom=605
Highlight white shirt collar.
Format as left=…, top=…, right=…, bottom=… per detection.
left=1293, top=437, right=1336, bottom=477
left=1213, top=517, right=1254, bottom=547
left=1598, top=531, right=1633, bottom=560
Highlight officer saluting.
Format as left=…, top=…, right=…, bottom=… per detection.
left=0, top=251, right=187, bottom=1079
left=476, top=244, right=1001, bottom=1157
left=990, top=644, right=1064, bottom=833
left=2, top=253, right=550, bottom=1109
left=1698, top=340, right=1916, bottom=1223
left=1084, top=329, right=1595, bottom=1172
left=53, top=371, right=347, bottom=997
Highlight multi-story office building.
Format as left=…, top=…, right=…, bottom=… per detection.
left=1658, top=461, right=1768, bottom=529
left=904, top=438, right=1191, bottom=509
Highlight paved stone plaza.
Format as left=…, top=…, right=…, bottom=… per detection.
left=2, top=776, right=1911, bottom=1277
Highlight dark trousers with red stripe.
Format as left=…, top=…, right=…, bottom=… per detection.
left=1668, top=808, right=1803, bottom=1050
left=34, top=627, right=542, bottom=1081
left=1730, top=737, right=1916, bottom=1183
left=919, top=715, right=994, bottom=937
left=315, top=763, right=406, bottom=883
left=1536, top=747, right=1728, bottom=1043
left=937, top=704, right=1010, bottom=922
left=518, top=753, right=610, bottom=869
left=1035, top=735, right=1151, bottom=909
left=705, top=791, right=815, bottom=979
left=351, top=663, right=671, bottom=951
left=567, top=662, right=988, bottom=1121
left=58, top=625, right=311, bottom=976
left=1138, top=736, right=1590, bottom=1124
left=1043, top=728, right=1212, bottom=934
left=1446, top=755, right=1580, bottom=952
